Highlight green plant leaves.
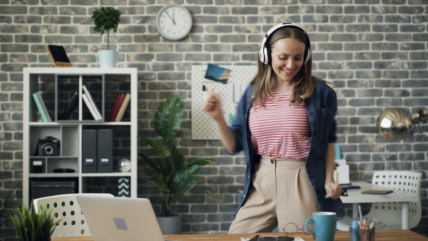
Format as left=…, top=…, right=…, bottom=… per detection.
left=139, top=135, right=171, bottom=158
left=139, top=153, right=159, bottom=174
left=169, top=165, right=201, bottom=203
left=92, top=7, right=121, bottom=36
left=0, top=159, right=20, bottom=221
left=154, top=96, right=184, bottom=142
left=138, top=96, right=215, bottom=216
left=166, top=142, right=185, bottom=172
left=140, top=176, right=169, bottom=192
left=185, top=158, right=215, bottom=168
left=91, top=6, right=121, bottom=50
left=9, top=202, right=59, bottom=241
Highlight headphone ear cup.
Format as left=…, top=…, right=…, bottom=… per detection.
left=304, top=48, right=312, bottom=64
left=259, top=47, right=266, bottom=64
left=262, top=46, right=269, bottom=65
left=265, top=46, right=272, bottom=65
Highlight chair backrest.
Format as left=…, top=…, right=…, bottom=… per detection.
left=33, top=193, right=114, bottom=237
left=366, top=171, right=422, bottom=228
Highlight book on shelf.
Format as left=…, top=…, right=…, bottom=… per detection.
left=108, top=93, right=126, bottom=121
left=107, top=93, right=122, bottom=121
left=82, top=93, right=101, bottom=121
left=115, top=93, right=131, bottom=122
left=82, top=85, right=102, bottom=120
left=59, top=91, right=78, bottom=120
left=32, top=93, right=49, bottom=122
left=37, top=92, right=52, bottom=122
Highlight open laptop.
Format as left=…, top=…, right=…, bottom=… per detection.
left=76, top=196, right=164, bottom=241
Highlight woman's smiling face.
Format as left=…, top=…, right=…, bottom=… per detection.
left=270, top=37, right=306, bottom=84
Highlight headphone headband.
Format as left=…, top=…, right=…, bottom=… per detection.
left=258, top=23, right=312, bottom=65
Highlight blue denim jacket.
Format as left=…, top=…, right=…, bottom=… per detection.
left=228, top=79, right=344, bottom=220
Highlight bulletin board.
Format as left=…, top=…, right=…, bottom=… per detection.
left=191, top=65, right=257, bottom=140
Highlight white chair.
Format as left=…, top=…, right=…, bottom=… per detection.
left=337, top=171, right=422, bottom=231
left=33, top=193, right=114, bottom=237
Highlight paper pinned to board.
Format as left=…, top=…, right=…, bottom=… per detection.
left=192, top=65, right=257, bottom=140
left=204, top=64, right=231, bottom=84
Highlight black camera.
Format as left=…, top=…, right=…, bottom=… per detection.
left=34, top=136, right=60, bottom=156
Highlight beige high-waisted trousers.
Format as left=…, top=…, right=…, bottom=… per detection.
left=229, top=156, right=320, bottom=233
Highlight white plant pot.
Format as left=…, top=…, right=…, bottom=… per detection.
left=98, top=50, right=118, bottom=68
left=157, top=214, right=181, bottom=235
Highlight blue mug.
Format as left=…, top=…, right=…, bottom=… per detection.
left=304, top=212, right=337, bottom=241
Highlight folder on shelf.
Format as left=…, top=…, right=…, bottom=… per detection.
left=82, top=94, right=101, bottom=121
left=32, top=93, right=49, bottom=122
left=82, top=85, right=102, bottom=120
left=36, top=92, right=52, bottom=122
left=97, top=129, right=113, bottom=173
left=59, top=91, right=78, bottom=120
left=82, top=129, right=97, bottom=173
left=108, top=93, right=126, bottom=121
left=115, top=93, right=131, bottom=122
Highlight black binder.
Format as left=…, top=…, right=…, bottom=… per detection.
left=59, top=91, right=78, bottom=120
left=82, top=129, right=97, bottom=173
left=97, top=129, right=113, bottom=173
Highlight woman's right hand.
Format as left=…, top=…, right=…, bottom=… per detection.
left=203, top=92, right=223, bottom=121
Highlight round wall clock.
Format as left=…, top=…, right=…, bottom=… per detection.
left=156, top=5, right=193, bottom=41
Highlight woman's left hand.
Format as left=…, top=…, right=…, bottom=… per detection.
left=325, top=182, right=342, bottom=200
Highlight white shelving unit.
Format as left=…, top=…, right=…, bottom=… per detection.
left=23, top=68, right=138, bottom=205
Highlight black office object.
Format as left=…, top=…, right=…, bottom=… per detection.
left=30, top=180, right=76, bottom=201
left=59, top=91, right=78, bottom=120
left=97, top=129, right=113, bottom=173
left=30, top=159, right=45, bottom=173
left=82, top=129, right=98, bottom=173
left=339, top=184, right=361, bottom=190
left=47, top=45, right=71, bottom=63
left=47, top=45, right=72, bottom=67
left=33, top=136, right=60, bottom=156
left=53, top=168, right=75, bottom=173
left=340, top=185, right=361, bottom=196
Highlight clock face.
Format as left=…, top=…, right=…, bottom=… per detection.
left=156, top=5, right=192, bottom=41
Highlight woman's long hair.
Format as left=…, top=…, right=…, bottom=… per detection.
left=250, top=27, right=316, bottom=108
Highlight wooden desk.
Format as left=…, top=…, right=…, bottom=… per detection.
left=51, top=230, right=428, bottom=241
left=340, top=181, right=419, bottom=229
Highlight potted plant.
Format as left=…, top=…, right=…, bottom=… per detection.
left=9, top=202, right=59, bottom=241
left=92, top=7, right=121, bottom=68
left=139, top=96, right=214, bottom=234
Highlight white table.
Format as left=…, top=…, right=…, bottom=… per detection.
left=340, top=181, right=418, bottom=230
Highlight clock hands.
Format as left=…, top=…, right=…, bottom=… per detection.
left=165, top=11, right=176, bottom=25
left=156, top=5, right=192, bottom=40
left=166, top=24, right=174, bottom=33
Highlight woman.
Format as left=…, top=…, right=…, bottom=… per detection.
left=203, top=23, right=344, bottom=233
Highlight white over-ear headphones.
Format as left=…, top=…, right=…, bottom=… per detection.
left=258, top=23, right=312, bottom=66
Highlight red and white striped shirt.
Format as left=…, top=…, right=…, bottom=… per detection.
left=249, top=90, right=311, bottom=160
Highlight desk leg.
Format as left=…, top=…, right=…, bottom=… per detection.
left=401, top=202, right=409, bottom=229
left=352, top=203, right=358, bottom=219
